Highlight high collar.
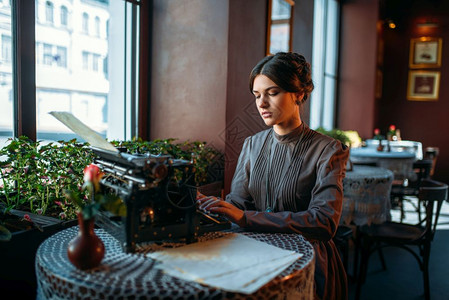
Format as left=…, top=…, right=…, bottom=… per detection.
left=273, top=122, right=306, bottom=144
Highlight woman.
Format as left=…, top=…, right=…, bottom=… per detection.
left=198, top=52, right=349, bottom=300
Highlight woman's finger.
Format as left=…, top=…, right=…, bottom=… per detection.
left=196, top=190, right=207, bottom=199
left=198, top=197, right=220, bottom=210
left=197, top=195, right=215, bottom=204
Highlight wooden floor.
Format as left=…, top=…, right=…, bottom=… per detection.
left=347, top=198, right=449, bottom=300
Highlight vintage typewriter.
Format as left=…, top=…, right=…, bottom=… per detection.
left=91, top=146, right=231, bottom=253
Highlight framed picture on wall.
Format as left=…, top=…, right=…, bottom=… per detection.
left=407, top=70, right=440, bottom=101
left=409, top=37, right=442, bottom=68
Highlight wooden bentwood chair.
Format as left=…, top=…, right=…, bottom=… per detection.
left=355, top=179, right=448, bottom=300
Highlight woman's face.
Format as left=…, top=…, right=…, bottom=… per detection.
left=252, top=75, right=301, bottom=134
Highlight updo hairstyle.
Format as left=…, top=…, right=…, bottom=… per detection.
left=249, top=52, right=314, bottom=103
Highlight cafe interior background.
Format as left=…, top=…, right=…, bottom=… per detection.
left=0, top=0, right=449, bottom=298
left=1, top=0, right=448, bottom=195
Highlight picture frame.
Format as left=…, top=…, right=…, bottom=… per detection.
left=409, top=37, right=442, bottom=68
left=407, top=70, right=440, bottom=101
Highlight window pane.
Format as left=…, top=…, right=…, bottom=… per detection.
left=0, top=2, right=13, bottom=148
left=45, top=1, right=54, bottom=24
left=35, top=0, right=137, bottom=142
left=60, top=5, right=68, bottom=27
left=82, top=12, right=88, bottom=34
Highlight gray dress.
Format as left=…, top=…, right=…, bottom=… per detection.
left=225, top=123, right=349, bottom=300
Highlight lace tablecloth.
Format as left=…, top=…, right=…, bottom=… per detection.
left=36, top=227, right=315, bottom=300
left=342, top=165, right=394, bottom=226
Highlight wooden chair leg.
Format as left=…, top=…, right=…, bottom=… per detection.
left=377, top=247, right=387, bottom=270
left=355, top=238, right=371, bottom=300
left=423, top=244, right=431, bottom=300
left=399, top=196, right=405, bottom=222
left=353, top=226, right=361, bottom=279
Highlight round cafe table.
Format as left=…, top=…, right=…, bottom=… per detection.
left=35, top=226, right=315, bottom=300
left=350, top=147, right=415, bottom=181
left=341, top=165, right=394, bottom=226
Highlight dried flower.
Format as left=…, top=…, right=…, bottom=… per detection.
left=64, top=163, right=126, bottom=220
left=83, top=164, right=103, bottom=191
left=23, top=214, right=32, bottom=222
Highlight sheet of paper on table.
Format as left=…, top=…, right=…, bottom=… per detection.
left=148, top=233, right=302, bottom=294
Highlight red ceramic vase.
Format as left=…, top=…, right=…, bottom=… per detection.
left=67, top=213, right=105, bottom=270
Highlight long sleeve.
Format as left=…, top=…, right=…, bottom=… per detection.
left=243, top=140, right=349, bottom=242
left=225, top=137, right=256, bottom=211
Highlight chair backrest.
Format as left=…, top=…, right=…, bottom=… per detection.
left=419, top=179, right=448, bottom=241
left=408, top=159, right=433, bottom=187
left=424, top=147, right=439, bottom=177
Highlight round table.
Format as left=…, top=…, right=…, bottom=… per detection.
left=36, top=227, right=315, bottom=300
left=350, top=147, right=415, bottom=181
left=341, top=165, right=394, bottom=226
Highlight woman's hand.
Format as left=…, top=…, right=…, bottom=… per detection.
left=196, top=194, right=246, bottom=227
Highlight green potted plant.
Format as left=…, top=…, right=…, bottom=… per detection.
left=0, top=136, right=95, bottom=235
left=0, top=136, right=95, bottom=295
left=315, top=127, right=351, bottom=146
left=111, top=138, right=224, bottom=196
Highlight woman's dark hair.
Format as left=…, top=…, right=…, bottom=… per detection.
left=249, top=52, right=314, bottom=103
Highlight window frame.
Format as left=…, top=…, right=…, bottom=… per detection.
left=11, top=0, right=151, bottom=142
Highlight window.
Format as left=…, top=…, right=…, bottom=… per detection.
left=45, top=1, right=54, bottom=24
left=43, top=43, right=53, bottom=65
left=95, top=16, right=100, bottom=37
left=82, top=51, right=89, bottom=70
left=267, top=0, right=294, bottom=55
left=7, top=1, right=144, bottom=144
left=60, top=5, right=68, bottom=27
left=82, top=12, right=88, bottom=34
left=37, top=43, right=67, bottom=68
left=56, top=46, right=66, bottom=67
left=310, top=0, right=340, bottom=130
left=0, top=3, right=13, bottom=147
left=34, top=1, right=141, bottom=141
left=81, top=51, right=102, bottom=72
left=92, top=54, right=100, bottom=72
left=1, top=35, right=12, bottom=63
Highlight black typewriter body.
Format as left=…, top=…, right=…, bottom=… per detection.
left=91, top=147, right=230, bottom=253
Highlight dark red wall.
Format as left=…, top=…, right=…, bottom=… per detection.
left=338, top=0, right=379, bottom=139
left=378, top=0, right=449, bottom=183
left=225, top=0, right=268, bottom=195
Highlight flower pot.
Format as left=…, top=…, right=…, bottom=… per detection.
left=67, top=213, right=105, bottom=270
